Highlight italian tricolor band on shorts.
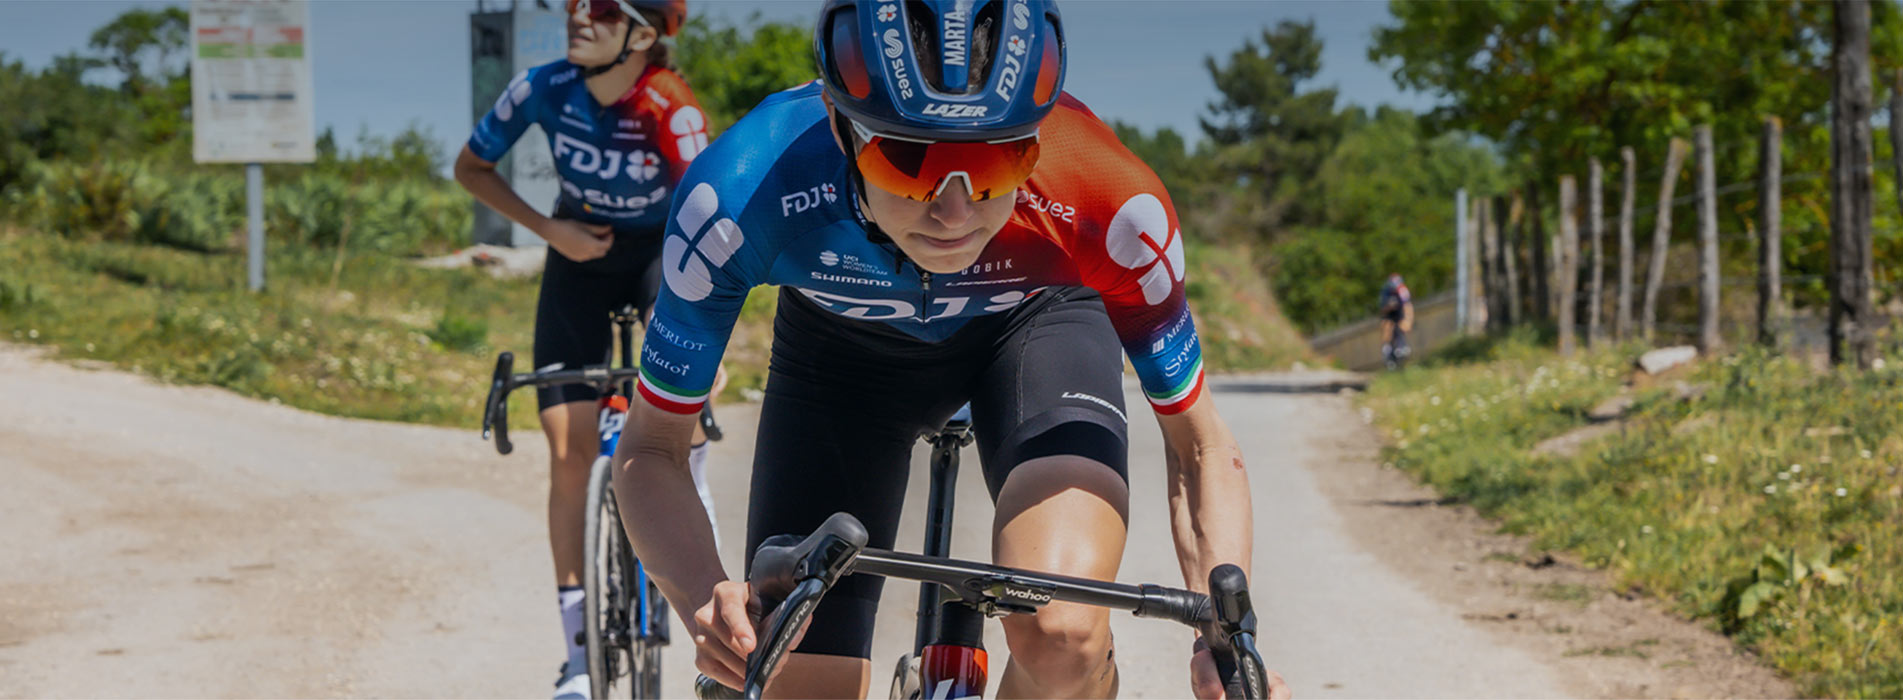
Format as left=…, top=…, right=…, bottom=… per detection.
left=637, top=367, right=708, bottom=414
left=1145, top=359, right=1205, bottom=415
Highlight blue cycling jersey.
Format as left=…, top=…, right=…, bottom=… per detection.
left=636, top=83, right=1208, bottom=417
left=469, top=60, right=709, bottom=230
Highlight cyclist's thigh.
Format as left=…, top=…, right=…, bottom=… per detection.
left=533, top=248, right=615, bottom=411
left=613, top=227, right=667, bottom=322
left=969, top=287, right=1130, bottom=501
left=745, top=290, right=974, bottom=659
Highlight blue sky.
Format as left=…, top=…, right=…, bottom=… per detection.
left=0, top=0, right=1434, bottom=158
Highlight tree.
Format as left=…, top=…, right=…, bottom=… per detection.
left=675, top=14, right=817, bottom=133
left=87, top=7, right=189, bottom=93
left=1198, top=20, right=1346, bottom=241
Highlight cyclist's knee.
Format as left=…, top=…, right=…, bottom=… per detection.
left=1001, top=604, right=1114, bottom=693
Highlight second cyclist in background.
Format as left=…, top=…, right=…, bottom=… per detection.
left=451, top=1, right=721, bottom=697
left=1379, top=273, right=1413, bottom=369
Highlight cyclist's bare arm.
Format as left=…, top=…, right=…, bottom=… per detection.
left=1155, top=397, right=1254, bottom=590
left=612, top=399, right=729, bottom=630
left=453, top=145, right=551, bottom=233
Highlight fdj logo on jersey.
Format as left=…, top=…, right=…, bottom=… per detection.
left=780, top=184, right=838, bottom=216
left=666, top=184, right=746, bottom=302
left=554, top=133, right=662, bottom=182
left=798, top=287, right=1045, bottom=322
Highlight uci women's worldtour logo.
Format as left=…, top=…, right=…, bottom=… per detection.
left=1105, top=193, right=1185, bottom=306
left=665, top=183, right=745, bottom=302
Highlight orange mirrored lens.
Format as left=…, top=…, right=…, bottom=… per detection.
left=856, top=137, right=1040, bottom=202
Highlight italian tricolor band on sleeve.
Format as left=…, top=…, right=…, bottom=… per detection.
left=1144, top=359, right=1205, bottom=415
left=637, top=367, right=709, bottom=414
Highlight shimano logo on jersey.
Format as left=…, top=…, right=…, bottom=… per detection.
left=811, top=271, right=894, bottom=287
left=942, top=9, right=968, bottom=67
left=923, top=103, right=988, bottom=118
left=780, top=185, right=838, bottom=216
left=1061, top=391, right=1127, bottom=423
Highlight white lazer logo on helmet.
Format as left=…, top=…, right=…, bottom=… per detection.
left=666, top=183, right=746, bottom=302
left=1105, top=194, right=1185, bottom=306
left=883, top=28, right=904, bottom=58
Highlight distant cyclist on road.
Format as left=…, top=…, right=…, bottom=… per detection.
left=451, top=1, right=722, bottom=696
left=612, top=2, right=1289, bottom=697
left=1379, top=273, right=1413, bottom=369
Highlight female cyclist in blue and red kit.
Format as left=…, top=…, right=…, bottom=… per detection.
left=452, top=1, right=719, bottom=696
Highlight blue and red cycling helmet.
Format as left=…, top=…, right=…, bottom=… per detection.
left=816, top=0, right=1066, bottom=201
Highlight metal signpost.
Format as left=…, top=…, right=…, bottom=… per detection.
left=190, top=0, right=316, bottom=292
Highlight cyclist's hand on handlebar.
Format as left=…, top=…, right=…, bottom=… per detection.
left=691, top=580, right=815, bottom=691
left=1190, top=639, right=1291, bottom=700
left=539, top=218, right=614, bottom=262
left=692, top=580, right=758, bottom=689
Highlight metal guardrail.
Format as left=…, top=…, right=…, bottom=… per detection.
left=1308, top=290, right=1460, bottom=372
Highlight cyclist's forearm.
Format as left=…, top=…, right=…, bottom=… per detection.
left=453, top=146, right=552, bottom=235
left=1158, top=401, right=1255, bottom=591
left=613, top=406, right=729, bottom=621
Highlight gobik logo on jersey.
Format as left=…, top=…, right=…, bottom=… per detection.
left=665, top=183, right=746, bottom=302
left=554, top=133, right=663, bottom=182
left=1104, top=193, right=1184, bottom=306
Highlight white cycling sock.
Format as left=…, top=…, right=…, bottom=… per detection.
left=689, top=442, right=720, bottom=547
left=558, top=586, right=586, bottom=668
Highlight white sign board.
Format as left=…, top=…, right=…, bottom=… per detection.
left=190, top=0, right=315, bottom=163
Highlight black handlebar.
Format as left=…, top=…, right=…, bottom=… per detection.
left=696, top=513, right=1271, bottom=699
left=480, top=352, right=516, bottom=455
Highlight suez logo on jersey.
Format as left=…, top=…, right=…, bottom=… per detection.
left=664, top=184, right=745, bottom=303
left=554, top=133, right=662, bottom=183
left=797, top=287, right=1045, bottom=322
left=780, top=184, right=838, bottom=215
left=1104, top=193, right=1185, bottom=306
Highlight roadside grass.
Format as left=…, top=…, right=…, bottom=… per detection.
left=0, top=228, right=778, bottom=431
left=1367, top=333, right=1903, bottom=697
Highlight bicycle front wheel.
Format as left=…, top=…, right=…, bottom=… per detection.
left=584, top=456, right=637, bottom=698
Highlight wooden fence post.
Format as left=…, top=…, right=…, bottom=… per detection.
left=1831, top=0, right=1878, bottom=368
left=1503, top=193, right=1523, bottom=326
left=1617, top=146, right=1637, bottom=341
left=1529, top=183, right=1550, bottom=321
left=1558, top=175, right=1579, bottom=356
left=1758, top=117, right=1784, bottom=348
left=1642, top=138, right=1688, bottom=341
left=1891, top=68, right=1903, bottom=215
left=1588, top=156, right=1606, bottom=347
left=1472, top=195, right=1491, bottom=333
left=1695, top=125, right=1722, bottom=354
left=1482, top=196, right=1502, bottom=330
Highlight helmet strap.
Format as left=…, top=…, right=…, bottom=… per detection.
left=582, top=21, right=638, bottom=78
left=829, top=108, right=896, bottom=246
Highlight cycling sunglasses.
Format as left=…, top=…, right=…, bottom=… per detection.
left=848, top=120, right=1041, bottom=203
left=566, top=0, right=652, bottom=27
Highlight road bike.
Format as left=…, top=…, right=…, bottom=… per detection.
left=696, top=408, right=1271, bottom=700
left=481, top=304, right=721, bottom=699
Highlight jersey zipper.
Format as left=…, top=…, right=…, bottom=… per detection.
left=918, top=270, right=933, bottom=322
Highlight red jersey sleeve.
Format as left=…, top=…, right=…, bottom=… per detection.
left=636, top=67, right=711, bottom=185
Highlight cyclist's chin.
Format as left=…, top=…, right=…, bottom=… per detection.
left=899, top=230, right=992, bottom=274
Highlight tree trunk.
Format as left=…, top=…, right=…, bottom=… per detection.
left=1558, top=175, right=1579, bottom=357
left=1759, top=117, right=1784, bottom=348
left=1642, top=138, right=1689, bottom=341
left=1617, top=146, right=1637, bottom=341
left=1528, top=183, right=1550, bottom=321
left=1588, top=157, right=1605, bottom=347
left=1472, top=195, right=1493, bottom=332
left=1831, top=0, right=1878, bottom=368
left=1503, top=193, right=1523, bottom=326
left=1695, top=125, right=1722, bottom=354
left=1891, top=68, right=1903, bottom=215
